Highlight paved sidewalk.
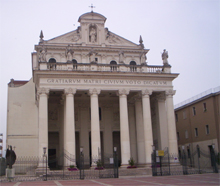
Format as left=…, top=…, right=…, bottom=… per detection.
left=0, top=173, right=219, bottom=186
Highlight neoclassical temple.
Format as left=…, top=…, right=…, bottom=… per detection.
left=7, top=11, right=179, bottom=168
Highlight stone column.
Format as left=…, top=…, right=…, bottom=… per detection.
left=89, top=88, right=101, bottom=165
left=165, top=90, right=178, bottom=155
left=141, top=89, right=153, bottom=164
left=157, top=93, right=169, bottom=150
left=64, top=88, right=76, bottom=165
left=37, top=88, right=49, bottom=167
left=118, top=89, right=131, bottom=166
left=135, top=96, right=146, bottom=165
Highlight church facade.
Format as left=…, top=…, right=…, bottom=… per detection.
left=7, top=11, right=179, bottom=168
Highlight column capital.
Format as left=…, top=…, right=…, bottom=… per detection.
left=165, top=89, right=176, bottom=97
left=37, top=87, right=50, bottom=95
left=89, top=88, right=101, bottom=95
left=64, top=88, right=76, bottom=95
left=117, top=89, right=130, bottom=96
left=141, top=89, right=152, bottom=97
left=37, top=87, right=49, bottom=100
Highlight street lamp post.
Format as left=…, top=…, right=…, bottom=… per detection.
left=80, top=147, right=84, bottom=180
left=43, top=147, right=47, bottom=181
left=113, top=147, right=118, bottom=178
left=151, top=145, right=157, bottom=176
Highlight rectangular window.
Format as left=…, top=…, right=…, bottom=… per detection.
left=203, top=103, right=207, bottom=112
left=185, top=130, right=188, bottom=139
left=205, top=125, right=209, bottom=134
left=175, top=113, right=178, bottom=122
left=183, top=111, right=186, bottom=119
left=192, top=107, right=196, bottom=116
left=195, top=128, right=198, bottom=137
left=177, top=132, right=179, bottom=141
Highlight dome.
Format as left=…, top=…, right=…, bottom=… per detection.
left=78, top=12, right=106, bottom=23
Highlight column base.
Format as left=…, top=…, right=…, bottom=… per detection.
left=120, top=164, right=130, bottom=169
left=137, top=163, right=152, bottom=168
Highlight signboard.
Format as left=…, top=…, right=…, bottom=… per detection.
left=110, top=158, right=114, bottom=164
left=156, top=150, right=164, bottom=156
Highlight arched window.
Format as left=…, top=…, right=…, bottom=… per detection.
left=130, top=61, right=136, bottom=65
left=110, top=61, right=117, bottom=71
left=110, top=60, right=117, bottom=65
left=72, top=59, right=77, bottom=64
left=72, top=59, right=77, bottom=70
left=48, top=58, right=56, bottom=70
left=130, top=61, right=137, bottom=72
left=48, top=58, right=56, bottom=63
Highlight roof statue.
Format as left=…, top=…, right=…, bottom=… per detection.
left=119, top=50, right=124, bottom=64
left=89, top=49, right=98, bottom=63
left=162, top=49, right=169, bottom=65
left=140, top=51, right=147, bottom=65
left=65, top=45, right=74, bottom=62
left=38, top=45, right=47, bottom=62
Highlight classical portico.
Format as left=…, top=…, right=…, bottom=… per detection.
left=36, top=76, right=178, bottom=167
left=6, top=11, right=179, bottom=169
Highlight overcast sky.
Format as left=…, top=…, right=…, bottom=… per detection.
left=0, top=0, right=219, bottom=153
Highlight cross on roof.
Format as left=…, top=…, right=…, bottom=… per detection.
left=89, top=4, right=95, bottom=12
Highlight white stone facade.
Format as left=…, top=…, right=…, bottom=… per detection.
left=7, top=12, right=179, bottom=168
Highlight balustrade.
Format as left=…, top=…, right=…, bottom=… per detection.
left=38, top=62, right=167, bottom=73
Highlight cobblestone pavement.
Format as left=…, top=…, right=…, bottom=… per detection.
left=0, top=173, right=219, bottom=186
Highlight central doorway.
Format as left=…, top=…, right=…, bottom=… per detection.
left=113, top=131, right=121, bottom=166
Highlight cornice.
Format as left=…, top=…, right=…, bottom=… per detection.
left=33, top=70, right=179, bottom=80
left=35, top=44, right=149, bottom=54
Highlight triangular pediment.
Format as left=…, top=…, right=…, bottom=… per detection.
left=105, top=30, right=138, bottom=47
left=46, top=29, right=81, bottom=44
left=45, top=29, right=139, bottom=48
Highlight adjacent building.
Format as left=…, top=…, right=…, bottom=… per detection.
left=175, top=87, right=220, bottom=157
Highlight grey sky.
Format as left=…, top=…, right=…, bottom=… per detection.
left=0, top=0, right=219, bottom=153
